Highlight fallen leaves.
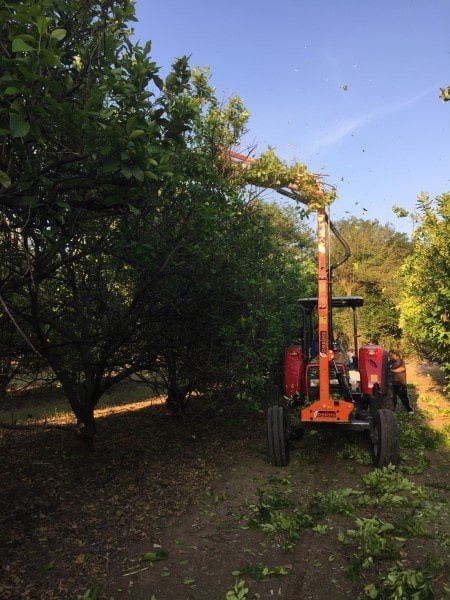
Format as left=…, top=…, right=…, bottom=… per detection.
left=0, top=393, right=254, bottom=598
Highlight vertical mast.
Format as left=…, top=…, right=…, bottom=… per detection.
left=317, top=209, right=331, bottom=404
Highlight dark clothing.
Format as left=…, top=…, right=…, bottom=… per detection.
left=392, top=382, right=412, bottom=412
left=347, top=351, right=355, bottom=369
left=389, top=357, right=413, bottom=412
left=389, top=358, right=407, bottom=386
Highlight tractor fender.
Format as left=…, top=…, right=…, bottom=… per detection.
left=359, top=346, right=390, bottom=397
left=283, top=345, right=304, bottom=398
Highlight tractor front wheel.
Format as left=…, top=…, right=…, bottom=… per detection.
left=371, top=409, right=399, bottom=467
left=267, top=405, right=290, bottom=466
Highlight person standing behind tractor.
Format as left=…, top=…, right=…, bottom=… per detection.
left=388, top=350, right=414, bottom=413
left=347, top=348, right=355, bottom=369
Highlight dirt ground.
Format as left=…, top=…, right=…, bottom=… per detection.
left=0, top=360, right=449, bottom=600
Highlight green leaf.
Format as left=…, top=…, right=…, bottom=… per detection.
left=9, top=114, right=30, bottom=138
left=144, top=171, right=159, bottom=180
left=132, top=168, right=144, bottom=182
left=4, top=87, right=21, bottom=95
left=82, top=588, right=100, bottom=600
left=18, top=196, right=39, bottom=208
left=50, top=28, right=67, bottom=41
left=36, top=562, right=54, bottom=576
left=36, top=16, right=48, bottom=35
left=0, top=170, right=11, bottom=188
left=165, top=73, right=178, bottom=89
left=121, top=165, right=133, bottom=179
left=364, top=583, right=378, bottom=598
left=12, top=38, right=36, bottom=52
left=141, top=550, right=168, bottom=563
left=129, top=129, right=145, bottom=139
left=128, top=203, right=140, bottom=216
left=65, top=73, right=73, bottom=89
left=125, top=117, right=137, bottom=135
left=154, top=75, right=164, bottom=91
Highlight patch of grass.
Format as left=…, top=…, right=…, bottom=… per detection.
left=439, top=423, right=450, bottom=446
left=0, top=403, right=73, bottom=424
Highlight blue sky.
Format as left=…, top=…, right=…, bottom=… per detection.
left=132, top=0, right=450, bottom=234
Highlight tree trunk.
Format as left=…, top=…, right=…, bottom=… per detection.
left=0, top=357, right=12, bottom=398
left=75, top=403, right=96, bottom=438
left=164, top=350, right=191, bottom=415
left=59, top=379, right=99, bottom=443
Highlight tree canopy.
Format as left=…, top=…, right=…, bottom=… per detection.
left=0, top=1, right=205, bottom=215
left=330, top=217, right=411, bottom=348
left=400, top=193, right=450, bottom=375
left=0, top=0, right=319, bottom=436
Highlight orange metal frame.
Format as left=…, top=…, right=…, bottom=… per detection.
left=317, top=209, right=331, bottom=402
left=300, top=209, right=353, bottom=423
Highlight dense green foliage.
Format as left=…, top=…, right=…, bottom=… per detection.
left=0, top=0, right=317, bottom=433
left=400, top=193, right=450, bottom=374
left=1, top=1, right=168, bottom=210
left=330, top=218, right=411, bottom=349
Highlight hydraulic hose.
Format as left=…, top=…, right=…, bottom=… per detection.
left=329, top=220, right=351, bottom=272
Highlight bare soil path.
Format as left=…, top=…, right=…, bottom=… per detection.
left=0, top=361, right=449, bottom=600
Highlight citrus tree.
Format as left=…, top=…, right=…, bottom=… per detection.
left=330, top=217, right=411, bottom=348
left=400, top=192, right=450, bottom=375
left=0, top=0, right=319, bottom=436
left=0, top=0, right=173, bottom=213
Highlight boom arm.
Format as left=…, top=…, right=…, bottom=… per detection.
left=224, top=149, right=317, bottom=206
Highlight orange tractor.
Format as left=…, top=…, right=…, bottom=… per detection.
left=226, top=149, right=399, bottom=469
left=267, top=198, right=399, bottom=468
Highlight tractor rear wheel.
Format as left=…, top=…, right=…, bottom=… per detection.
left=371, top=408, right=399, bottom=467
left=267, top=405, right=290, bottom=466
